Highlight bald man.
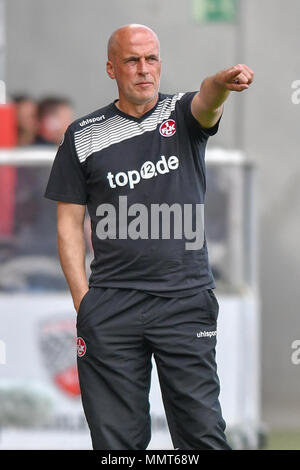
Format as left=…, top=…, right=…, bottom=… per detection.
left=45, top=24, right=253, bottom=450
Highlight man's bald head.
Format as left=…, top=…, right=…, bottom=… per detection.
left=107, top=24, right=160, bottom=61
left=106, top=24, right=161, bottom=111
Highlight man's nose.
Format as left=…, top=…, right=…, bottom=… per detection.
left=137, top=58, right=148, bottom=75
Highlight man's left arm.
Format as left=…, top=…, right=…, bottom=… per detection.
left=191, top=64, right=254, bottom=129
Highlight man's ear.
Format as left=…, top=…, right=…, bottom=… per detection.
left=106, top=60, right=115, bottom=80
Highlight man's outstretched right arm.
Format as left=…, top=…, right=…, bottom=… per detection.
left=57, top=201, right=89, bottom=313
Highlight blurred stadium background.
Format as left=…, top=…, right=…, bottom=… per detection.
left=0, top=0, right=300, bottom=450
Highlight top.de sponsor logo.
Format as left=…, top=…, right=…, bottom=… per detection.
left=107, top=155, right=179, bottom=190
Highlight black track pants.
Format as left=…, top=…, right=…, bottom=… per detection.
left=76, top=286, right=231, bottom=450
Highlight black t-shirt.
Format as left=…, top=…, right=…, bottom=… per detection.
left=44, top=91, right=222, bottom=297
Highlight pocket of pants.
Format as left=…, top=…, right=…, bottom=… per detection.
left=77, top=288, right=92, bottom=322
left=76, top=286, right=109, bottom=328
left=205, top=288, right=219, bottom=322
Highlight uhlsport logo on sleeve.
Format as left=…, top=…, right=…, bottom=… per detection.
left=196, top=330, right=217, bottom=338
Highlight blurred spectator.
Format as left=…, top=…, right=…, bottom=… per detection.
left=35, top=97, right=73, bottom=146
left=12, top=94, right=38, bottom=146
left=0, top=95, right=74, bottom=290
left=13, top=97, right=73, bottom=266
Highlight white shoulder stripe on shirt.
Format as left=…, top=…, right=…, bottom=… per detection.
left=74, top=93, right=185, bottom=163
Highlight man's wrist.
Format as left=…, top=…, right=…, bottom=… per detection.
left=198, top=75, right=229, bottom=113
left=211, top=73, right=230, bottom=95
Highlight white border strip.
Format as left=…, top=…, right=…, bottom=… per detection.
left=0, top=147, right=249, bottom=166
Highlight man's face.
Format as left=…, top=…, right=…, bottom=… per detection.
left=40, top=104, right=73, bottom=145
left=55, top=104, right=73, bottom=137
left=17, top=100, right=38, bottom=134
left=106, top=28, right=161, bottom=107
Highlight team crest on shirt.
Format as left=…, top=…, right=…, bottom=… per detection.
left=77, top=337, right=87, bottom=357
left=159, top=119, right=176, bottom=137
